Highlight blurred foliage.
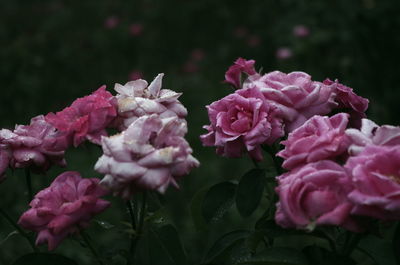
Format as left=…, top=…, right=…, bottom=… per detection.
left=1, top=0, right=400, bottom=264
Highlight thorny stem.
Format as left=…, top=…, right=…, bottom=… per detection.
left=81, top=230, right=105, bottom=265
left=0, top=208, right=38, bottom=252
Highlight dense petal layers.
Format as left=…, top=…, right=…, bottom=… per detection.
left=18, top=171, right=110, bottom=250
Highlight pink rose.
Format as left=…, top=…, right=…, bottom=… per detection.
left=345, top=145, right=400, bottom=220
left=0, top=115, right=67, bottom=176
left=275, top=160, right=360, bottom=232
left=45, top=86, right=117, bottom=147
left=95, top=114, right=199, bottom=199
left=275, top=47, right=293, bottom=60
left=293, top=25, right=310, bottom=38
left=245, top=71, right=337, bottom=132
left=113, top=73, right=187, bottom=130
left=200, top=87, right=284, bottom=161
left=224, top=58, right=257, bottom=88
left=323, top=79, right=369, bottom=128
left=277, top=113, right=351, bottom=170
left=18, top=171, right=110, bottom=250
left=346, top=119, right=400, bottom=155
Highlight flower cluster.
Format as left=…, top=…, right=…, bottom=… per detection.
left=275, top=115, right=400, bottom=231
left=201, top=58, right=368, bottom=161
left=18, top=171, right=110, bottom=250
left=95, top=74, right=199, bottom=198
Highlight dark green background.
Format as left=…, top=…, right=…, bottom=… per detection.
left=1, top=0, right=399, bottom=264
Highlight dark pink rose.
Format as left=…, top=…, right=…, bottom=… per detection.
left=278, top=113, right=351, bottom=170
left=323, top=79, right=369, bottom=128
left=245, top=71, right=337, bottom=132
left=18, top=171, right=110, bottom=250
left=275, top=160, right=360, bottom=232
left=200, top=87, right=284, bottom=161
left=224, top=58, right=257, bottom=88
left=95, top=114, right=199, bottom=199
left=104, top=16, right=119, bottom=29
left=0, top=115, right=67, bottom=176
left=346, top=119, right=400, bottom=155
left=129, top=23, right=143, bottom=36
left=345, top=145, right=400, bottom=220
left=45, top=86, right=117, bottom=147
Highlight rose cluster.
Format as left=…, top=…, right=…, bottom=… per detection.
left=1, top=73, right=198, bottom=250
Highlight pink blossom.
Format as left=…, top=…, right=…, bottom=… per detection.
left=224, top=58, right=257, bottom=88
left=200, top=87, right=284, bottom=161
left=129, top=23, right=143, bottom=36
left=128, top=70, right=143, bottom=80
left=244, top=71, right=337, bottom=132
left=293, top=25, right=310, bottom=38
left=323, top=79, right=369, bottom=127
left=346, top=119, right=400, bottom=155
left=18, top=171, right=110, bottom=250
left=104, top=16, right=119, bottom=29
left=278, top=113, right=351, bottom=170
left=45, top=86, right=117, bottom=147
left=345, top=145, right=400, bottom=220
left=275, top=160, right=360, bottom=232
left=95, top=114, right=199, bottom=199
left=0, top=115, right=67, bottom=177
left=276, top=47, right=293, bottom=60
left=113, top=73, right=187, bottom=130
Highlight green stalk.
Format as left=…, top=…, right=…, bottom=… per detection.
left=81, top=230, right=105, bottom=265
left=0, top=208, right=38, bottom=252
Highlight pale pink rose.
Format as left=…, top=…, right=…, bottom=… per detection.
left=345, top=145, right=400, bottom=220
left=104, top=16, right=119, bottom=29
left=244, top=71, right=337, bottom=132
left=0, top=115, right=67, bottom=176
left=224, top=58, right=257, bottom=88
left=95, top=115, right=199, bottom=199
left=323, top=79, right=369, bottom=128
left=45, top=86, right=117, bottom=147
left=276, top=47, right=293, bottom=60
left=278, top=113, right=351, bottom=170
left=18, top=171, right=110, bottom=250
left=200, top=87, right=284, bottom=161
left=129, top=23, right=143, bottom=36
left=113, top=73, right=187, bottom=130
left=346, top=119, right=400, bottom=155
left=293, top=25, right=310, bottom=38
left=275, top=160, right=360, bottom=232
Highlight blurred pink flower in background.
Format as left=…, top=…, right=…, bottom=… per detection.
left=190, top=48, right=205, bottom=62
left=233, top=26, right=248, bottom=38
left=345, top=145, right=400, bottom=220
left=0, top=115, right=68, bottom=178
left=200, top=87, right=284, bottom=161
left=293, top=25, right=310, bottom=38
left=18, top=171, right=110, bottom=250
left=129, top=23, right=143, bottom=36
left=247, top=35, right=261, bottom=47
left=113, top=73, right=187, bottom=130
left=129, top=70, right=143, bottom=80
left=104, top=16, right=120, bottom=29
left=95, top=114, right=199, bottom=199
left=182, top=61, right=199, bottom=73
left=276, top=47, right=293, bottom=60
left=45, top=86, right=117, bottom=147
left=275, top=160, right=360, bottom=232
left=278, top=113, right=351, bottom=170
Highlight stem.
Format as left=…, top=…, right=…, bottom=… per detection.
left=126, top=200, right=137, bottom=265
left=0, top=208, right=38, bottom=252
left=25, top=169, right=33, bottom=202
left=81, top=231, right=105, bottom=265
left=126, top=192, right=147, bottom=265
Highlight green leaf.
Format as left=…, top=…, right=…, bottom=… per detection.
left=150, top=224, right=187, bottom=265
left=190, top=186, right=209, bottom=230
left=12, top=253, right=78, bottom=265
left=237, top=247, right=309, bottom=265
left=201, top=181, right=237, bottom=223
left=94, top=219, right=114, bottom=229
left=203, top=229, right=251, bottom=264
left=393, top=222, right=400, bottom=265
left=0, top=230, right=19, bottom=245
left=236, top=168, right=266, bottom=217
left=303, top=245, right=356, bottom=265
left=359, top=234, right=396, bottom=265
